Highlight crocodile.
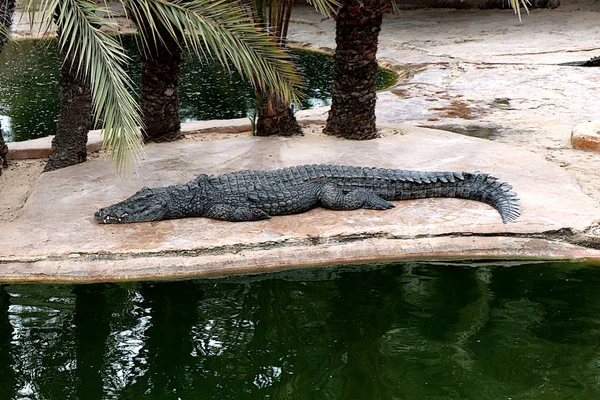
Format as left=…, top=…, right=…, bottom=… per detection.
left=559, top=55, right=600, bottom=67
left=94, top=164, right=520, bottom=224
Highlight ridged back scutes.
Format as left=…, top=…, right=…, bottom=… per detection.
left=209, top=164, right=471, bottom=185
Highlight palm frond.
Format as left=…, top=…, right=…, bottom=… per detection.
left=246, top=0, right=337, bottom=38
left=125, top=0, right=302, bottom=104
left=305, top=0, right=338, bottom=17
left=29, top=0, right=144, bottom=172
left=23, top=0, right=56, bottom=36
left=0, top=24, right=8, bottom=42
left=0, top=0, right=15, bottom=43
left=508, top=0, right=530, bottom=20
left=245, top=0, right=293, bottom=44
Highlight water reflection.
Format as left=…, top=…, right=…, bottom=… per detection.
left=0, top=262, right=599, bottom=399
left=0, top=37, right=397, bottom=142
left=0, top=285, right=15, bottom=399
left=101, top=285, right=150, bottom=398
left=7, top=284, right=77, bottom=399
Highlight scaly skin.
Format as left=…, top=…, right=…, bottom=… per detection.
left=94, top=164, right=520, bottom=224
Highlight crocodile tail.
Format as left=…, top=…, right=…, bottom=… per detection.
left=395, top=171, right=520, bottom=223
left=458, top=173, right=520, bottom=223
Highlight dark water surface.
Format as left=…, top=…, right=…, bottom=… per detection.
left=0, top=37, right=397, bottom=142
left=1, top=261, right=600, bottom=399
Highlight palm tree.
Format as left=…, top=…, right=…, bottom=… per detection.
left=323, top=0, right=392, bottom=140
left=0, top=0, right=15, bottom=176
left=250, top=0, right=303, bottom=137
left=132, top=9, right=184, bottom=143
left=125, top=0, right=307, bottom=144
left=44, top=8, right=93, bottom=172
left=324, top=0, right=528, bottom=140
left=44, top=54, right=93, bottom=172
left=249, top=0, right=336, bottom=137
left=133, top=0, right=335, bottom=142
left=24, top=0, right=302, bottom=172
left=25, top=0, right=143, bottom=173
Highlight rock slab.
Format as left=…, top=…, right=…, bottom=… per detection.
left=1, top=124, right=599, bottom=282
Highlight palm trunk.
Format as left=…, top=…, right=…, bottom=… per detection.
left=44, top=52, right=92, bottom=172
left=324, top=0, right=390, bottom=140
left=0, top=0, right=15, bottom=176
left=255, top=93, right=302, bottom=136
left=44, top=10, right=93, bottom=173
left=254, top=0, right=302, bottom=137
left=139, top=24, right=183, bottom=143
left=0, top=133, right=6, bottom=174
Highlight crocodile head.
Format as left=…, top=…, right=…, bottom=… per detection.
left=95, top=187, right=170, bottom=224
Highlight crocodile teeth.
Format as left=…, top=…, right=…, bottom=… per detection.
left=103, top=215, right=120, bottom=223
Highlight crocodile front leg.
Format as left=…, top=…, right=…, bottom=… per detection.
left=203, top=204, right=271, bottom=222
left=318, top=183, right=395, bottom=211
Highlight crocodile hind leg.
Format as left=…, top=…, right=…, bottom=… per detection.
left=318, top=183, right=395, bottom=211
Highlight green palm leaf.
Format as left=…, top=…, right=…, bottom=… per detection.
left=0, top=0, right=12, bottom=43
left=508, top=0, right=530, bottom=20
left=245, top=0, right=337, bottom=41
left=125, top=0, right=303, bottom=104
left=25, top=0, right=144, bottom=173
left=305, top=0, right=338, bottom=17
left=0, top=25, right=8, bottom=42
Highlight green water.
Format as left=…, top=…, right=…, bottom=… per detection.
left=1, top=261, right=599, bottom=399
left=0, top=37, right=397, bottom=142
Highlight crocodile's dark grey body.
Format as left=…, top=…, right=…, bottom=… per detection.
left=559, top=55, right=600, bottom=67
left=94, top=164, right=520, bottom=224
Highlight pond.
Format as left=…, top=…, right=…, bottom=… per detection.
left=1, top=261, right=599, bottom=399
left=0, top=37, right=397, bottom=142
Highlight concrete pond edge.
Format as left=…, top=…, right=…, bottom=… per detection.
left=2, top=235, right=600, bottom=284
left=11, top=115, right=600, bottom=161
left=5, top=110, right=331, bottom=160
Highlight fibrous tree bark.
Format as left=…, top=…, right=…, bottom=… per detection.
left=255, top=92, right=302, bottom=136
left=0, top=128, right=7, bottom=176
left=0, top=135, right=7, bottom=175
left=251, top=0, right=302, bottom=137
left=44, top=37, right=92, bottom=172
left=324, top=0, right=391, bottom=140
left=138, top=21, right=184, bottom=143
left=0, top=0, right=15, bottom=176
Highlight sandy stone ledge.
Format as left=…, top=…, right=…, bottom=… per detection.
left=2, top=237, right=600, bottom=283
left=2, top=123, right=600, bottom=282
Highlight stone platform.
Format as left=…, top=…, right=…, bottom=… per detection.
left=2, top=124, right=600, bottom=282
